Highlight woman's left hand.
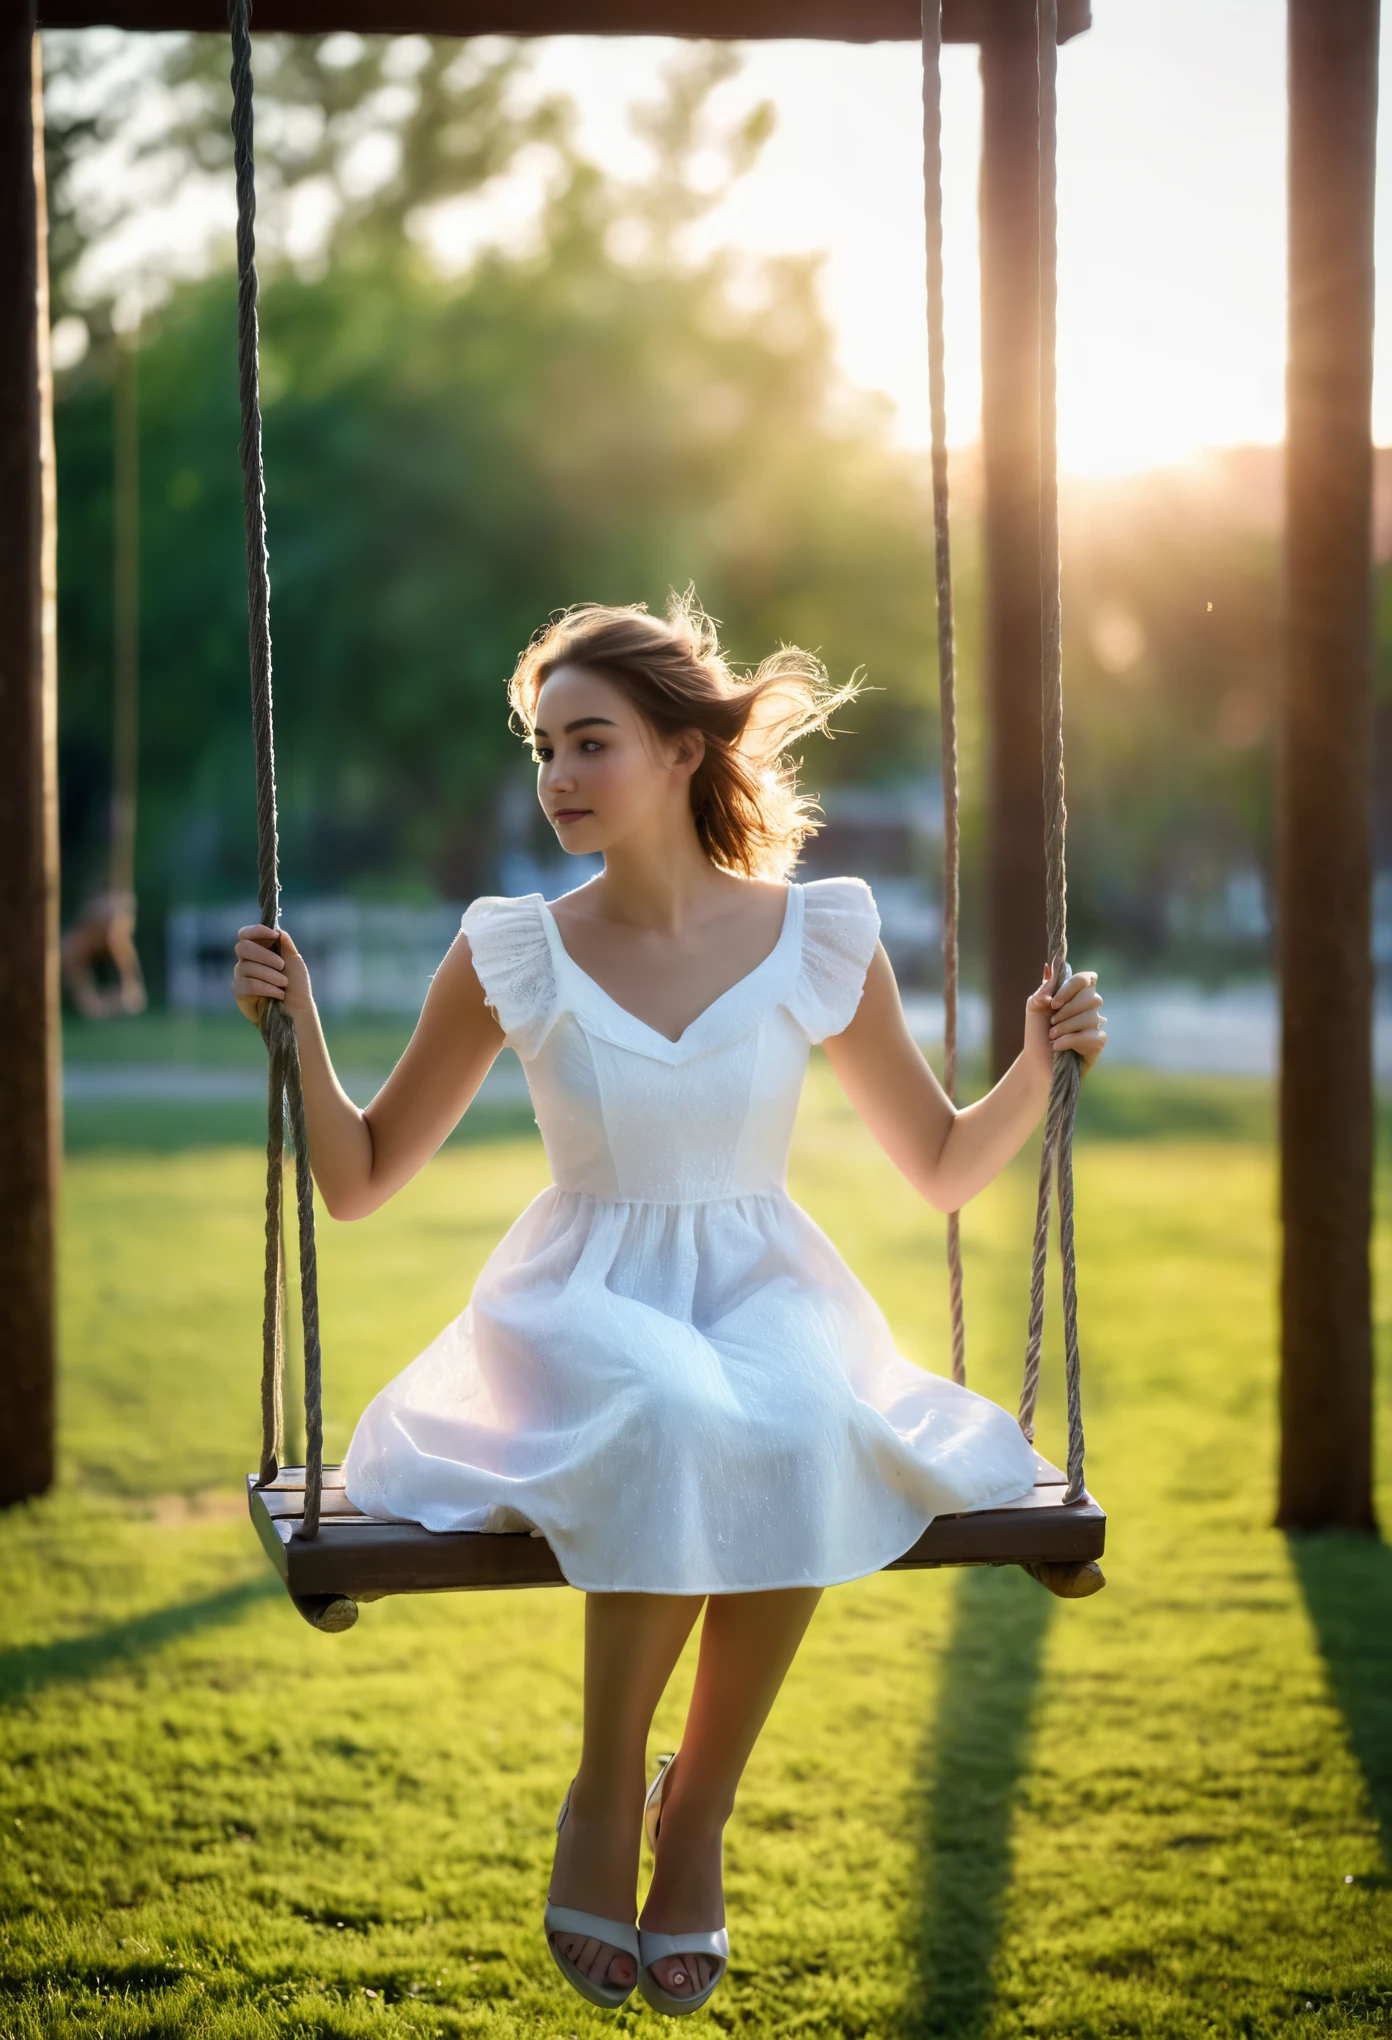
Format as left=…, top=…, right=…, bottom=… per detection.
left=1025, top=964, right=1106, bottom=1074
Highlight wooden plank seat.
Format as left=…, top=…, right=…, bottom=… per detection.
left=248, top=1457, right=1106, bottom=1631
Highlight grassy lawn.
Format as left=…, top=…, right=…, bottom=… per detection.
left=60, top=1012, right=422, bottom=1070
left=2, top=1062, right=1390, bottom=2037
left=59, top=1012, right=534, bottom=1157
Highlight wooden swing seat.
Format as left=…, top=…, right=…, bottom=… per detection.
left=248, top=1456, right=1106, bottom=1630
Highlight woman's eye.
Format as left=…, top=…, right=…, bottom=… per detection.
left=580, top=740, right=604, bottom=754
left=531, top=748, right=552, bottom=764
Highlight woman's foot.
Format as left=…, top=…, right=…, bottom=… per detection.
left=548, top=1775, right=641, bottom=1994
left=639, top=1764, right=727, bottom=2000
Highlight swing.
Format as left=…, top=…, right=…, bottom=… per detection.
left=229, top=0, right=1105, bottom=1634
left=61, top=329, right=147, bottom=1021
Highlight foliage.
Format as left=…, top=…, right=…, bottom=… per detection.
left=48, top=36, right=1312, bottom=992
left=2, top=1065, right=1390, bottom=2034
left=40, top=29, right=563, bottom=327
left=51, top=46, right=935, bottom=984
left=1056, top=465, right=1280, bottom=964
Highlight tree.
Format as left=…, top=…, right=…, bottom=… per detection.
left=52, top=44, right=938, bottom=983
left=41, top=28, right=564, bottom=332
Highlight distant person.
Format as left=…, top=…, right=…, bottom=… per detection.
left=232, top=593, right=1106, bottom=2016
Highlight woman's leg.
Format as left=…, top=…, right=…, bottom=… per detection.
left=549, top=1591, right=703, bottom=1990
left=639, top=1586, right=822, bottom=1997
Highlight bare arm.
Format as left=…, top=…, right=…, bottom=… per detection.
left=822, top=944, right=1105, bottom=1212
left=232, top=922, right=506, bottom=1221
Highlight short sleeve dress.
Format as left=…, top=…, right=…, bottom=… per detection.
left=341, top=877, right=1039, bottom=1594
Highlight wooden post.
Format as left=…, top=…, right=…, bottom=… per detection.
left=0, top=14, right=59, bottom=1508
left=1278, top=0, right=1379, bottom=1532
left=979, top=0, right=1048, bottom=1081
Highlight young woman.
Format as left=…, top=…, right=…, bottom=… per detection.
left=232, top=596, right=1106, bottom=2017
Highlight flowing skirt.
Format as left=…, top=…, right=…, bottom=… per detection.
left=342, top=1186, right=1039, bottom=1594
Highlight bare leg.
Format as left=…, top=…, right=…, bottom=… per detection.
left=549, top=1591, right=702, bottom=1992
left=639, top=1586, right=822, bottom=1998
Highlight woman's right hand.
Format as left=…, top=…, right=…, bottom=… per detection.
left=232, top=924, right=313, bottom=1025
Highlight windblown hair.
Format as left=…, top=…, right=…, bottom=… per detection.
left=507, top=592, right=860, bottom=880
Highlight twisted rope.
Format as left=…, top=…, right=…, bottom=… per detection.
left=231, top=0, right=324, bottom=1539
left=920, top=0, right=1087, bottom=1500
left=920, top=0, right=966, bottom=1386
left=1016, top=0, right=1086, bottom=1504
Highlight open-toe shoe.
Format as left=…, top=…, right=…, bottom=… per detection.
left=639, top=1754, right=729, bottom=2015
left=637, top=1925, right=730, bottom=2016
left=644, top=1750, right=678, bottom=1854
left=544, top=1780, right=640, bottom=2011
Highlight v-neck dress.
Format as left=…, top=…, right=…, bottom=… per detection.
left=341, top=876, right=1039, bottom=1594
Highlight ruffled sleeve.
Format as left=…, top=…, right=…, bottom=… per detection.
left=460, top=894, right=559, bottom=1062
left=789, top=877, right=882, bottom=1044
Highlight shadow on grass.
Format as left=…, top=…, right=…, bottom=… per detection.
left=910, top=1565, right=1054, bottom=2038
left=1289, top=1531, right=1392, bottom=1880
left=0, top=1576, right=278, bottom=1705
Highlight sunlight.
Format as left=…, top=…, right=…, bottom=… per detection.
left=1056, top=330, right=1285, bottom=477
left=44, top=3, right=1392, bottom=478
left=532, top=20, right=1299, bottom=477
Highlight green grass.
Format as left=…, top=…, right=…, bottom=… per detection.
left=61, top=1012, right=420, bottom=1071
left=59, top=1011, right=534, bottom=1156
left=2, top=1060, right=1390, bottom=2037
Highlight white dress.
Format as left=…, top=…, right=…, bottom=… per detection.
left=342, top=877, right=1039, bottom=1594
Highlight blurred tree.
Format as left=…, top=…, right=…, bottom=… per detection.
left=49, top=35, right=1303, bottom=998
left=41, top=28, right=564, bottom=328
left=1057, top=468, right=1279, bottom=973
left=51, top=43, right=936, bottom=993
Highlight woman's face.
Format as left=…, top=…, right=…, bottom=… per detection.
left=531, top=663, right=704, bottom=858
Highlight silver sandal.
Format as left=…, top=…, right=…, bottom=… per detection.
left=637, top=1925, right=730, bottom=2017
left=638, top=1752, right=730, bottom=2016
left=644, top=1749, right=678, bottom=1853
left=544, top=1779, right=640, bottom=2010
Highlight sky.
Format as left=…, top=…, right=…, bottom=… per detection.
left=50, top=1, right=1392, bottom=477
left=510, top=1, right=1320, bottom=474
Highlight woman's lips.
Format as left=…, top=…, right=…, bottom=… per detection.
left=552, top=809, right=591, bottom=822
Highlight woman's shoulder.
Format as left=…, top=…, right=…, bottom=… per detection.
left=459, top=893, right=557, bottom=1059
left=795, top=873, right=878, bottom=915
left=788, top=874, right=881, bottom=1043
left=461, top=890, right=547, bottom=933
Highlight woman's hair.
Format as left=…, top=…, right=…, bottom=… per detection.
left=507, top=591, right=860, bottom=880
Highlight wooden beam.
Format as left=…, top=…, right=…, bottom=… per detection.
left=0, top=12, right=59, bottom=1510
left=980, top=0, right=1046, bottom=1080
left=36, top=0, right=1089, bottom=39
left=1277, top=0, right=1379, bottom=1533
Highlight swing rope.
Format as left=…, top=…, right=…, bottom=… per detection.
left=230, top=0, right=325, bottom=1539
left=920, top=0, right=1087, bottom=1503
left=919, top=0, right=967, bottom=1390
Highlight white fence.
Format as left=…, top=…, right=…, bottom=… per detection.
left=167, top=900, right=467, bottom=1014
left=168, top=875, right=944, bottom=1016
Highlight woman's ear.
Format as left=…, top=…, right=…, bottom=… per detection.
left=668, top=727, right=707, bottom=783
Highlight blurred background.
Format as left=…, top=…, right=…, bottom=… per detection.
left=12, top=16, right=1392, bottom=2029
left=45, top=3, right=1392, bottom=1105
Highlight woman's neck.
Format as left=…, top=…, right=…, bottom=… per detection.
left=581, top=828, right=746, bottom=935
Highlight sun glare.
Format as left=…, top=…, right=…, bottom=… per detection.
left=68, top=9, right=1392, bottom=482
left=536, top=17, right=1303, bottom=482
